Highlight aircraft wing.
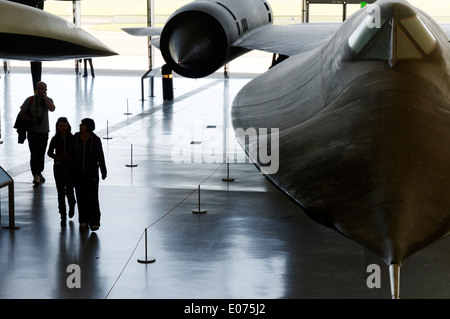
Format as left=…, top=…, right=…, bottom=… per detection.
left=122, top=27, right=163, bottom=37
left=232, top=23, right=340, bottom=56
left=122, top=27, right=162, bottom=49
left=122, top=24, right=339, bottom=57
left=0, top=0, right=117, bottom=61
left=234, top=21, right=450, bottom=56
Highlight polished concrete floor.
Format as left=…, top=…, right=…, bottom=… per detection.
left=1, top=67, right=450, bottom=300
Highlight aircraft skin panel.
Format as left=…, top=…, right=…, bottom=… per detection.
left=0, top=0, right=117, bottom=60
left=232, top=48, right=325, bottom=130
left=232, top=23, right=340, bottom=56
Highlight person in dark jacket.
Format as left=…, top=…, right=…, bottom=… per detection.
left=70, top=118, right=107, bottom=231
left=47, top=117, right=76, bottom=226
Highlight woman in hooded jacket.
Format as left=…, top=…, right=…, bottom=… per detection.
left=47, top=117, right=76, bottom=226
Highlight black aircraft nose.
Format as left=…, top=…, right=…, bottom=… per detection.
left=160, top=11, right=228, bottom=78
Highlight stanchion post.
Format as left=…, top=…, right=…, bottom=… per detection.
left=137, top=228, right=156, bottom=264
left=124, top=99, right=132, bottom=115
left=126, top=144, right=138, bottom=167
left=8, top=182, right=17, bottom=229
left=222, top=157, right=235, bottom=182
left=192, top=185, right=207, bottom=214
left=103, top=120, right=113, bottom=140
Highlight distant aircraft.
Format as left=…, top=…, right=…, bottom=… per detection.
left=124, top=0, right=450, bottom=298
left=0, top=0, right=117, bottom=89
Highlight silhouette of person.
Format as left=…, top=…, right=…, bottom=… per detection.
left=83, top=59, right=95, bottom=77
left=18, top=81, right=56, bottom=184
left=47, top=117, right=76, bottom=226
left=70, top=118, right=107, bottom=231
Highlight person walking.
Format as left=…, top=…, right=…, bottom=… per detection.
left=70, top=118, right=107, bottom=231
left=47, top=117, right=76, bottom=226
left=18, top=81, right=56, bottom=184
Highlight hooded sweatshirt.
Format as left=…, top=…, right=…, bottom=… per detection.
left=71, top=132, right=107, bottom=181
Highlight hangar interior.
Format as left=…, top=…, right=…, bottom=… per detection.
left=1, top=0, right=450, bottom=300
left=1, top=68, right=450, bottom=299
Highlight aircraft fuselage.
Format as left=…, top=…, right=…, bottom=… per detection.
left=232, top=0, right=450, bottom=266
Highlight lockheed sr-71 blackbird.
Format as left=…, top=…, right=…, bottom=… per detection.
left=125, top=0, right=450, bottom=298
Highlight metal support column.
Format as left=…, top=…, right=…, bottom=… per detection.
left=73, top=1, right=81, bottom=75
left=306, top=1, right=310, bottom=23
left=302, top=0, right=307, bottom=23
left=141, top=0, right=156, bottom=100
left=147, top=0, right=154, bottom=72
left=343, top=1, right=347, bottom=21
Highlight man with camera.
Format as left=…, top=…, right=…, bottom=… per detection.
left=19, top=81, right=56, bottom=184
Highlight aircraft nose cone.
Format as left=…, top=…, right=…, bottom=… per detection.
left=371, top=201, right=411, bottom=265
left=159, top=11, right=228, bottom=78
left=167, top=27, right=214, bottom=67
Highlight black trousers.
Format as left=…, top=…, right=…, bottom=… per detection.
left=27, top=130, right=48, bottom=175
left=75, top=176, right=101, bottom=227
left=54, top=167, right=76, bottom=219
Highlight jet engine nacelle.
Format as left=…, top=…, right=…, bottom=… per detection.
left=159, top=0, right=273, bottom=78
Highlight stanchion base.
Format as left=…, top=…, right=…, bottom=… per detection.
left=222, top=178, right=235, bottom=182
left=2, top=225, right=20, bottom=230
left=124, top=113, right=132, bottom=115
left=137, top=257, right=156, bottom=264
left=126, top=164, right=138, bottom=167
left=103, top=137, right=113, bottom=140
left=192, top=210, right=207, bottom=214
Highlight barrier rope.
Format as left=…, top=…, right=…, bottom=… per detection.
left=104, top=160, right=226, bottom=299
left=100, top=82, right=232, bottom=298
